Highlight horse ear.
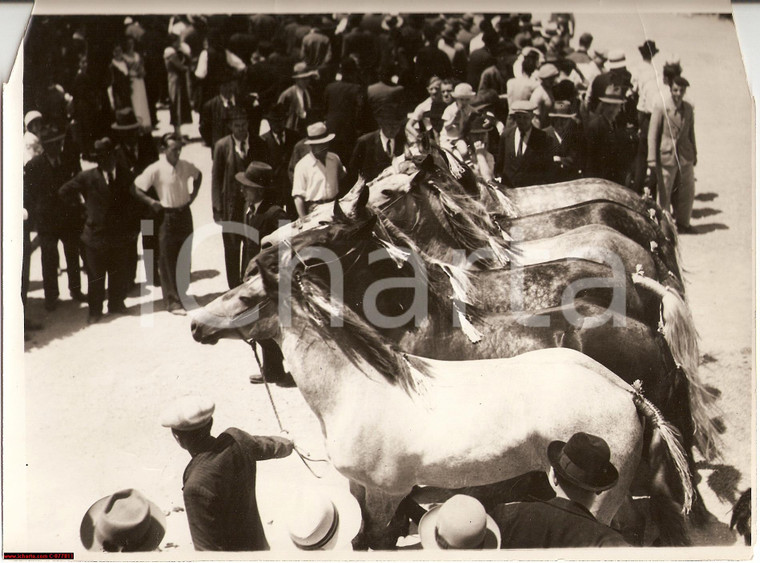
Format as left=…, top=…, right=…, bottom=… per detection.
left=354, top=183, right=370, bottom=216
left=333, top=198, right=348, bottom=222
left=419, top=154, right=437, bottom=173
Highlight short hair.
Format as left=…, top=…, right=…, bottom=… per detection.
left=440, top=78, right=456, bottom=88
left=579, top=32, right=593, bottom=49
left=160, top=133, right=183, bottom=148
left=423, top=25, right=438, bottom=43
left=662, top=62, right=682, bottom=86
left=173, top=418, right=213, bottom=441
left=671, top=75, right=690, bottom=89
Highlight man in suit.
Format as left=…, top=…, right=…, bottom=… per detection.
left=212, top=107, right=256, bottom=289
left=236, top=162, right=293, bottom=386
left=200, top=73, right=239, bottom=153
left=111, top=108, right=160, bottom=292
left=490, top=433, right=628, bottom=548
left=366, top=64, right=405, bottom=132
left=648, top=76, right=697, bottom=232
left=495, top=100, right=553, bottom=188
left=161, top=396, right=294, bottom=550
left=24, top=122, right=85, bottom=311
left=59, top=138, right=134, bottom=323
left=584, top=85, right=627, bottom=184
left=349, top=107, right=406, bottom=186
left=260, top=103, right=303, bottom=218
left=277, top=62, right=318, bottom=134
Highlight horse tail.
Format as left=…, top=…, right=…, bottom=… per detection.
left=631, top=271, right=723, bottom=460
left=630, top=381, right=693, bottom=545
left=730, top=488, right=752, bottom=545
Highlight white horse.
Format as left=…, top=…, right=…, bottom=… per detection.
left=191, top=248, right=694, bottom=549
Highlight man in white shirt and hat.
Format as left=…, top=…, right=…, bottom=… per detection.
left=292, top=123, right=345, bottom=217
left=439, top=82, right=476, bottom=155
left=530, top=63, right=559, bottom=129
left=23, top=110, right=44, bottom=165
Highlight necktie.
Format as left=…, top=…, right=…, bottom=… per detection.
left=241, top=140, right=247, bottom=157
left=386, top=139, right=393, bottom=157
left=107, top=171, right=114, bottom=185
left=517, top=136, right=523, bottom=157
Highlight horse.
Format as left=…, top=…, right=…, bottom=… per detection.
left=261, top=180, right=718, bottom=463
left=194, top=211, right=714, bottom=534
left=191, top=229, right=694, bottom=549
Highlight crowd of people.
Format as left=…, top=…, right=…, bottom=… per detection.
left=22, top=13, right=697, bottom=332
left=19, top=11, right=706, bottom=552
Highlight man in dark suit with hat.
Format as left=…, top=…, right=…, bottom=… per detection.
left=24, top=121, right=85, bottom=311
left=489, top=432, right=629, bottom=548
left=495, top=100, right=553, bottom=188
left=237, top=162, right=293, bottom=386
left=112, top=108, right=160, bottom=292
left=161, top=396, right=294, bottom=551
left=212, top=107, right=256, bottom=289
left=584, top=85, right=628, bottom=184
left=200, top=72, right=240, bottom=153
left=59, top=138, right=135, bottom=323
left=260, top=103, right=302, bottom=218
left=348, top=106, right=407, bottom=186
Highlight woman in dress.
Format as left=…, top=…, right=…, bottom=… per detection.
left=122, top=37, right=153, bottom=130
left=110, top=43, right=132, bottom=112
left=163, top=33, right=193, bottom=138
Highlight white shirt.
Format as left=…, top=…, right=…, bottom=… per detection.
left=439, top=102, right=473, bottom=150
left=514, top=127, right=532, bottom=156
left=23, top=131, right=43, bottom=165
left=410, top=97, right=433, bottom=122
left=292, top=152, right=345, bottom=203
left=234, top=135, right=249, bottom=159
left=134, top=156, right=201, bottom=208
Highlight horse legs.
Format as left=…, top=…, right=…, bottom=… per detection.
left=350, top=481, right=409, bottom=550
left=592, top=431, right=641, bottom=525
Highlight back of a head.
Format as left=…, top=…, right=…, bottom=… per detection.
left=662, top=62, right=683, bottom=86
left=579, top=32, right=593, bottom=49
left=482, top=30, right=500, bottom=52
left=423, top=25, right=439, bottom=43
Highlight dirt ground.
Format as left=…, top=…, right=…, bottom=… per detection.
left=7, top=12, right=755, bottom=557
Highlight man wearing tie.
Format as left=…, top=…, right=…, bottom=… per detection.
left=200, top=73, right=240, bottom=153
left=236, top=162, right=293, bottom=386
left=349, top=107, right=407, bottom=186
left=260, top=103, right=302, bottom=218
left=277, top=62, right=317, bottom=135
left=59, top=138, right=134, bottom=323
left=212, top=107, right=256, bottom=288
left=495, top=100, right=553, bottom=188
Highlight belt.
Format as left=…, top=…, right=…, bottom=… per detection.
left=163, top=205, right=190, bottom=213
left=306, top=197, right=336, bottom=206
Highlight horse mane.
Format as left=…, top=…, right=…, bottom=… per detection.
left=296, top=276, right=430, bottom=395
left=416, top=167, right=515, bottom=267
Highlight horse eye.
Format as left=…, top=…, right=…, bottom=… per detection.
left=262, top=241, right=273, bottom=250
left=382, top=189, right=395, bottom=197
left=318, top=220, right=331, bottom=226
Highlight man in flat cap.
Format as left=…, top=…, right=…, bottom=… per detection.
left=495, top=100, right=553, bottom=188
left=162, top=396, right=294, bottom=551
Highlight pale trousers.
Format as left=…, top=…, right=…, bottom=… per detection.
left=657, top=159, right=695, bottom=228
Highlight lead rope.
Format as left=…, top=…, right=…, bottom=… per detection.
left=245, top=337, right=329, bottom=479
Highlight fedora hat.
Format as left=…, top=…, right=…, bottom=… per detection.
left=638, top=39, right=659, bottom=59
left=24, top=110, right=43, bottom=129
left=39, top=122, right=66, bottom=144
left=606, top=49, right=627, bottom=70
left=80, top=489, right=166, bottom=552
left=548, top=432, right=619, bottom=492
left=160, top=396, right=215, bottom=431
left=236, top=161, right=274, bottom=190
left=111, top=108, right=141, bottom=131
left=271, top=486, right=362, bottom=550
left=293, top=61, right=317, bottom=79
left=509, top=99, right=537, bottom=115
left=599, top=84, right=626, bottom=105
left=304, top=122, right=335, bottom=145
left=92, top=137, right=114, bottom=156
left=223, top=106, right=249, bottom=123
left=419, top=495, right=500, bottom=550
left=265, top=102, right=288, bottom=122
left=451, top=83, right=475, bottom=100
left=468, top=112, right=497, bottom=133
left=548, top=99, right=576, bottom=118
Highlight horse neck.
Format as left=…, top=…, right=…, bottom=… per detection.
left=277, top=311, right=394, bottom=427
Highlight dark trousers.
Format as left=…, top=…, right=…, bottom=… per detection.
left=85, top=242, right=131, bottom=314
left=158, top=207, right=193, bottom=310
left=260, top=339, right=287, bottom=380
left=22, top=225, right=32, bottom=306
left=632, top=111, right=657, bottom=197
left=222, top=231, right=244, bottom=289
left=141, top=215, right=162, bottom=287
left=40, top=231, right=82, bottom=303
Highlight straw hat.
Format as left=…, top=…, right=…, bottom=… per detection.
left=24, top=110, right=42, bottom=129
left=304, top=122, right=335, bottom=145
left=80, top=489, right=165, bottom=552
left=606, top=49, right=627, bottom=70
left=160, top=396, right=215, bottom=431
left=451, top=83, right=475, bottom=99
left=508, top=99, right=537, bottom=115
left=293, top=61, right=317, bottom=79
left=419, top=495, right=500, bottom=550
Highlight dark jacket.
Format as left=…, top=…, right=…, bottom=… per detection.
left=24, top=151, right=82, bottom=234
left=242, top=201, right=290, bottom=270
left=260, top=128, right=302, bottom=210
left=59, top=165, right=137, bottom=248
left=200, top=95, right=236, bottom=149
left=212, top=135, right=255, bottom=222
left=544, top=118, right=585, bottom=181
left=349, top=129, right=406, bottom=185
left=495, top=124, right=554, bottom=188
left=491, top=497, right=629, bottom=549
left=324, top=81, right=367, bottom=158
left=183, top=428, right=293, bottom=551
left=584, top=113, right=626, bottom=184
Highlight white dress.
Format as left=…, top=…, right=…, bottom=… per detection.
left=123, top=51, right=152, bottom=129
